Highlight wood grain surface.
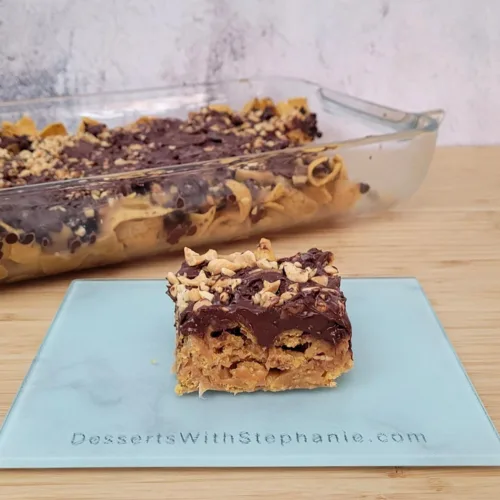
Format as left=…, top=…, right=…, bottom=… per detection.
left=1, top=146, right=499, bottom=499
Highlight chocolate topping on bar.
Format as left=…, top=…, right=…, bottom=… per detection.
left=166, top=239, right=352, bottom=347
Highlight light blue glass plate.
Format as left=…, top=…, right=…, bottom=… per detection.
left=1, top=278, right=499, bottom=468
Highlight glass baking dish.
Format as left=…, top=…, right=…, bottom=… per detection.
left=0, top=77, right=443, bottom=284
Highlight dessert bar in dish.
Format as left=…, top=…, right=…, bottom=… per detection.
left=0, top=97, right=366, bottom=283
left=167, top=238, right=353, bottom=395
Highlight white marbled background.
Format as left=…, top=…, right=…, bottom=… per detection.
left=0, top=0, right=498, bottom=145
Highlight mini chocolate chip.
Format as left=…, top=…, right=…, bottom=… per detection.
left=41, top=237, right=50, bottom=247
left=69, top=239, right=82, bottom=253
left=83, top=217, right=99, bottom=235
left=163, top=210, right=188, bottom=230
left=359, top=183, right=370, bottom=194
left=198, top=203, right=214, bottom=214
left=17, top=135, right=33, bottom=152
left=250, top=207, right=265, bottom=224
left=261, top=106, right=275, bottom=120
left=20, top=233, right=35, bottom=245
left=215, top=199, right=227, bottom=212
left=63, top=140, right=95, bottom=159
left=131, top=181, right=151, bottom=195
left=176, top=198, right=185, bottom=209
left=66, top=217, right=79, bottom=229
left=206, top=132, right=222, bottom=143
left=6, top=143, right=19, bottom=154
left=227, top=327, right=242, bottom=337
left=118, top=183, right=132, bottom=196
left=85, top=123, right=106, bottom=136
left=187, top=225, right=197, bottom=236
left=231, top=115, right=243, bottom=126
left=5, top=233, right=18, bottom=244
left=166, top=225, right=190, bottom=245
left=89, top=233, right=97, bottom=244
left=299, top=106, right=307, bottom=115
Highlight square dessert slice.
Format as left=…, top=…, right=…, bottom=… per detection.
left=166, top=238, right=353, bottom=395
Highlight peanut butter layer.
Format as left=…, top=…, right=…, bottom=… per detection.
left=167, top=239, right=353, bottom=395
left=175, top=331, right=353, bottom=395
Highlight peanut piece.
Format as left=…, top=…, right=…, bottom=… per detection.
left=278, top=291, right=294, bottom=305
left=201, top=249, right=218, bottom=262
left=74, top=226, right=86, bottom=238
left=263, top=280, right=280, bottom=294
left=184, top=248, right=200, bottom=266
left=312, top=275, right=329, bottom=286
left=221, top=267, right=236, bottom=277
left=221, top=252, right=242, bottom=262
left=193, top=299, right=212, bottom=312
left=324, top=265, right=338, bottom=275
left=254, top=238, right=276, bottom=261
left=184, top=247, right=218, bottom=266
left=199, top=290, right=214, bottom=302
left=208, top=103, right=232, bottom=113
left=207, top=258, right=239, bottom=274
left=292, top=175, right=308, bottom=186
left=257, top=258, right=278, bottom=270
left=234, top=250, right=257, bottom=267
left=188, top=288, right=202, bottom=302
left=283, top=262, right=310, bottom=283
left=177, top=270, right=208, bottom=286
left=176, top=285, right=189, bottom=313
left=260, top=291, right=279, bottom=308
left=166, top=272, right=179, bottom=285
left=213, top=277, right=241, bottom=291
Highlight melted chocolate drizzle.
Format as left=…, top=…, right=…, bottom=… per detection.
left=171, top=248, right=352, bottom=347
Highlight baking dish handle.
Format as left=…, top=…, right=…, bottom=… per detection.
left=318, top=87, right=444, bottom=132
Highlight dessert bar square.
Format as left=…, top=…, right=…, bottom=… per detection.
left=166, top=239, right=353, bottom=395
